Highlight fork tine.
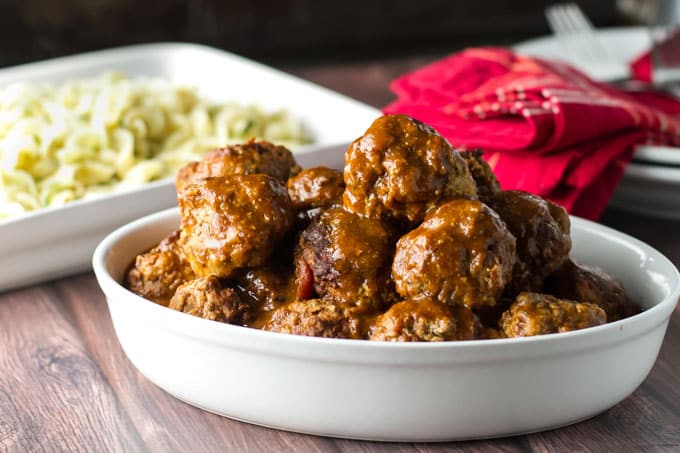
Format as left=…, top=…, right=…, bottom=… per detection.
left=566, top=3, right=611, bottom=61
left=545, top=2, right=610, bottom=62
left=546, top=5, right=570, bottom=35
left=565, top=3, right=595, bottom=30
left=546, top=5, right=567, bottom=35
left=548, top=3, right=578, bottom=35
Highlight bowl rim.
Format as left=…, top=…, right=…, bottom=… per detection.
left=93, top=207, right=680, bottom=361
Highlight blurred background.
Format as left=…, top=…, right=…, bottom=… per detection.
left=0, top=0, right=657, bottom=69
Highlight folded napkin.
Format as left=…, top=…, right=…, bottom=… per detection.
left=384, top=48, right=680, bottom=220
left=631, top=28, right=680, bottom=83
left=630, top=49, right=652, bottom=82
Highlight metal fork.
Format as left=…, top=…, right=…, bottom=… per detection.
left=544, top=3, right=611, bottom=62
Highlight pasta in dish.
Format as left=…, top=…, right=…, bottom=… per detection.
left=0, top=73, right=311, bottom=219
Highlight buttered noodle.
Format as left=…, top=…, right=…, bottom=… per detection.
left=0, top=73, right=310, bottom=219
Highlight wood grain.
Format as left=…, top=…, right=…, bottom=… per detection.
left=0, top=285, right=143, bottom=452
left=54, top=275, right=335, bottom=453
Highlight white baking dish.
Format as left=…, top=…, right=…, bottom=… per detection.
left=0, top=43, right=380, bottom=291
left=93, top=207, right=680, bottom=441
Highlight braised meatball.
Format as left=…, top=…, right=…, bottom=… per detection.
left=392, top=199, right=516, bottom=309
left=262, top=299, right=360, bottom=338
left=168, top=275, right=251, bottom=324
left=287, top=166, right=345, bottom=210
left=369, top=299, right=480, bottom=342
left=175, top=161, right=201, bottom=194
left=545, top=260, right=639, bottom=322
left=500, top=292, right=606, bottom=337
left=343, top=114, right=477, bottom=225
left=125, top=230, right=195, bottom=305
left=459, top=150, right=500, bottom=199
left=287, top=166, right=345, bottom=226
left=486, top=191, right=571, bottom=295
left=175, top=139, right=300, bottom=193
left=295, top=207, right=396, bottom=312
left=178, top=174, right=294, bottom=278
left=234, top=266, right=292, bottom=312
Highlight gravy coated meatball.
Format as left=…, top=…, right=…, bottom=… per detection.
left=392, top=199, right=516, bottom=309
left=295, top=207, right=396, bottom=312
left=287, top=166, right=345, bottom=210
left=125, top=114, right=640, bottom=342
left=486, top=191, right=571, bottom=295
left=234, top=267, right=292, bottom=312
left=500, top=292, right=606, bottom=337
left=178, top=174, right=294, bottom=278
left=175, top=139, right=300, bottom=193
left=175, top=161, right=200, bottom=194
left=125, top=230, right=195, bottom=305
left=459, top=150, right=500, bottom=199
left=343, top=114, right=477, bottom=225
left=369, top=299, right=480, bottom=342
left=168, top=275, right=251, bottom=324
left=286, top=166, right=345, bottom=226
left=546, top=260, right=639, bottom=322
left=262, top=299, right=359, bottom=338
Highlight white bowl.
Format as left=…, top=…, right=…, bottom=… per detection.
left=0, top=42, right=380, bottom=291
left=93, top=208, right=679, bottom=442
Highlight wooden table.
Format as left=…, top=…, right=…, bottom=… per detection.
left=1, top=53, right=679, bottom=452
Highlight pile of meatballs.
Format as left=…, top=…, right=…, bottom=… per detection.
left=125, top=114, right=639, bottom=341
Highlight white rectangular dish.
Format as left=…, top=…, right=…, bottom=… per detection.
left=0, top=43, right=381, bottom=291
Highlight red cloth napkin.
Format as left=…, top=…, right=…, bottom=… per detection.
left=631, top=28, right=680, bottom=83
left=630, top=50, right=652, bottom=82
left=383, top=48, right=680, bottom=220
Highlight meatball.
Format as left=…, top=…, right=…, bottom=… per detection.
left=175, top=139, right=300, bottom=193
left=287, top=166, right=345, bottom=226
left=234, top=266, right=292, bottom=312
left=485, top=191, right=571, bottom=295
left=343, top=114, right=477, bottom=225
left=175, top=161, right=200, bottom=194
left=262, top=299, right=359, bottom=339
left=287, top=166, right=345, bottom=210
left=500, top=292, right=606, bottom=337
left=369, top=299, right=480, bottom=342
left=392, top=199, right=516, bottom=309
left=459, top=150, right=500, bottom=199
left=178, top=174, right=294, bottom=278
left=545, top=260, right=639, bottom=322
left=295, top=207, right=396, bottom=312
left=125, top=230, right=195, bottom=305
left=168, top=275, right=251, bottom=324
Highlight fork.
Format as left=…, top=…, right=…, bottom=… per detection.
left=544, top=3, right=612, bottom=62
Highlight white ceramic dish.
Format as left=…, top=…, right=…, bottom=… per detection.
left=0, top=43, right=381, bottom=291
left=93, top=207, right=680, bottom=442
left=610, top=162, right=680, bottom=219
left=632, top=145, right=680, bottom=166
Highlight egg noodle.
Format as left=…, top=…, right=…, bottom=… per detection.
left=0, top=73, right=311, bottom=220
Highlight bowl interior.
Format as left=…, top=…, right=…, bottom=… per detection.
left=569, top=218, right=677, bottom=311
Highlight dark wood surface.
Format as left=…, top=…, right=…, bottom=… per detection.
left=1, top=53, right=679, bottom=452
